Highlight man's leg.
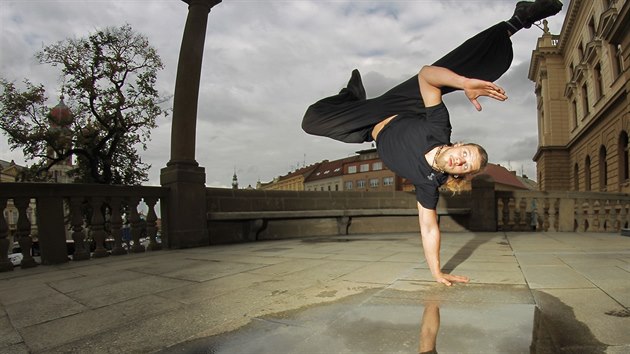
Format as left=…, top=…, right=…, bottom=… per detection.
left=433, top=0, right=563, bottom=94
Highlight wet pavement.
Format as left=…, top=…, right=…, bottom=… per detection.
left=1, top=232, right=629, bottom=353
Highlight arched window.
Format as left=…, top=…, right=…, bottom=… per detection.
left=585, top=155, right=591, bottom=191
left=574, top=163, right=579, bottom=191
left=599, top=145, right=607, bottom=191
left=620, top=131, right=629, bottom=182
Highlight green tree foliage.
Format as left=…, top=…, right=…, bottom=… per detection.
left=0, top=24, right=167, bottom=185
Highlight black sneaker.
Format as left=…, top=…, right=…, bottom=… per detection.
left=344, top=69, right=366, bottom=101
left=513, top=0, right=563, bottom=29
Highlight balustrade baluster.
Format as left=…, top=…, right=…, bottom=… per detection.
left=610, top=200, right=619, bottom=231
left=14, top=198, right=37, bottom=268
left=602, top=200, right=611, bottom=231
left=128, top=197, right=145, bottom=253
left=69, top=197, right=90, bottom=261
left=577, top=200, right=584, bottom=231
left=144, top=197, right=161, bottom=251
left=583, top=200, right=593, bottom=231
left=0, top=198, right=13, bottom=271
left=548, top=198, right=557, bottom=232
left=622, top=202, right=630, bottom=229
left=576, top=200, right=583, bottom=231
left=108, top=198, right=127, bottom=255
left=593, top=200, right=602, bottom=231
left=517, top=197, right=527, bottom=231
left=507, top=197, right=516, bottom=231
left=497, top=198, right=504, bottom=230
left=530, top=198, right=540, bottom=231
left=541, top=198, right=549, bottom=231
left=89, top=197, right=109, bottom=258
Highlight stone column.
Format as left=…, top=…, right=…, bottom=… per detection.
left=160, top=0, right=221, bottom=248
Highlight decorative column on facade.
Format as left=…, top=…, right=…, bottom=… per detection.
left=160, top=0, right=221, bottom=248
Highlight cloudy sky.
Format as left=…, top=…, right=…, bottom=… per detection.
left=0, top=0, right=569, bottom=187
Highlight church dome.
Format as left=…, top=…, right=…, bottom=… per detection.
left=49, top=97, right=73, bottom=127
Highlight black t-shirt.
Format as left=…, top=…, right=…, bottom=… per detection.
left=376, top=102, right=451, bottom=209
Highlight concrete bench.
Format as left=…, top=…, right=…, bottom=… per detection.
left=207, top=208, right=471, bottom=240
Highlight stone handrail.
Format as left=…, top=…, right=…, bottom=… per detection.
left=0, top=182, right=168, bottom=272
left=496, top=190, right=630, bottom=232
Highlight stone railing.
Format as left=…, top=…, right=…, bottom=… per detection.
left=0, top=182, right=167, bottom=272
left=496, top=190, right=630, bottom=232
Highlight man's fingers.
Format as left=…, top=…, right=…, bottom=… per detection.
left=470, top=98, right=482, bottom=111
left=439, top=279, right=452, bottom=286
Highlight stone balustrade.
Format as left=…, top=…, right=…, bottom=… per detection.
left=0, top=182, right=167, bottom=272
left=2, top=178, right=629, bottom=272
left=496, top=190, right=630, bottom=232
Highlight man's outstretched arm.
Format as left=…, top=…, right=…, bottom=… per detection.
left=418, top=65, right=507, bottom=111
left=417, top=202, right=470, bottom=286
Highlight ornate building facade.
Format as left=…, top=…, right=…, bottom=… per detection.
left=529, top=0, right=629, bottom=192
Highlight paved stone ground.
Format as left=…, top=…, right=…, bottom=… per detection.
left=0, top=232, right=628, bottom=353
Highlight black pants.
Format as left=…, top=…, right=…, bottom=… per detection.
left=302, top=21, right=514, bottom=143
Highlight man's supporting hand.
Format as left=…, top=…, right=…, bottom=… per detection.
left=434, top=272, right=470, bottom=286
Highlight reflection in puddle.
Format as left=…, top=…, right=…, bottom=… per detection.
left=418, top=301, right=535, bottom=353
left=420, top=302, right=536, bottom=353
left=419, top=302, right=439, bottom=354
left=161, top=290, right=539, bottom=354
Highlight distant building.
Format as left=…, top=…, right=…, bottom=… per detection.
left=529, top=0, right=629, bottom=192
left=304, top=157, right=356, bottom=192
left=479, top=164, right=537, bottom=191
left=47, top=96, right=75, bottom=183
left=261, top=149, right=402, bottom=193
left=0, top=159, right=21, bottom=182
left=258, top=163, right=320, bottom=191
left=341, top=149, right=400, bottom=192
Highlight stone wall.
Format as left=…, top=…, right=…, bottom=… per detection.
left=206, top=186, right=478, bottom=244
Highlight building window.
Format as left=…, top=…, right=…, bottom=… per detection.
left=620, top=131, right=629, bottom=182
left=594, top=63, right=603, bottom=100
left=383, top=176, right=394, bottom=186
left=357, top=180, right=366, bottom=188
left=335, top=184, right=339, bottom=191
left=578, top=42, right=584, bottom=61
left=574, top=163, right=579, bottom=191
left=320, top=187, right=324, bottom=191
left=372, top=162, right=382, bottom=171
left=360, top=164, right=369, bottom=172
left=348, top=166, right=357, bottom=174
left=581, top=84, right=589, bottom=117
left=369, top=178, right=379, bottom=188
left=585, top=155, right=591, bottom=191
left=599, top=145, right=607, bottom=191
left=588, top=17, right=596, bottom=40
left=345, top=181, right=353, bottom=190
left=327, top=185, right=331, bottom=191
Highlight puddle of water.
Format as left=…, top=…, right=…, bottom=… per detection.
left=162, top=295, right=537, bottom=353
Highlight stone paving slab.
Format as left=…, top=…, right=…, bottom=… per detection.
left=0, top=231, right=628, bottom=353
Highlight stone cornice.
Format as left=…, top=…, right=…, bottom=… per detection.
left=557, top=0, right=583, bottom=53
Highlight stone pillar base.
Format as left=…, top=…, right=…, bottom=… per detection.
left=160, top=164, right=208, bottom=249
